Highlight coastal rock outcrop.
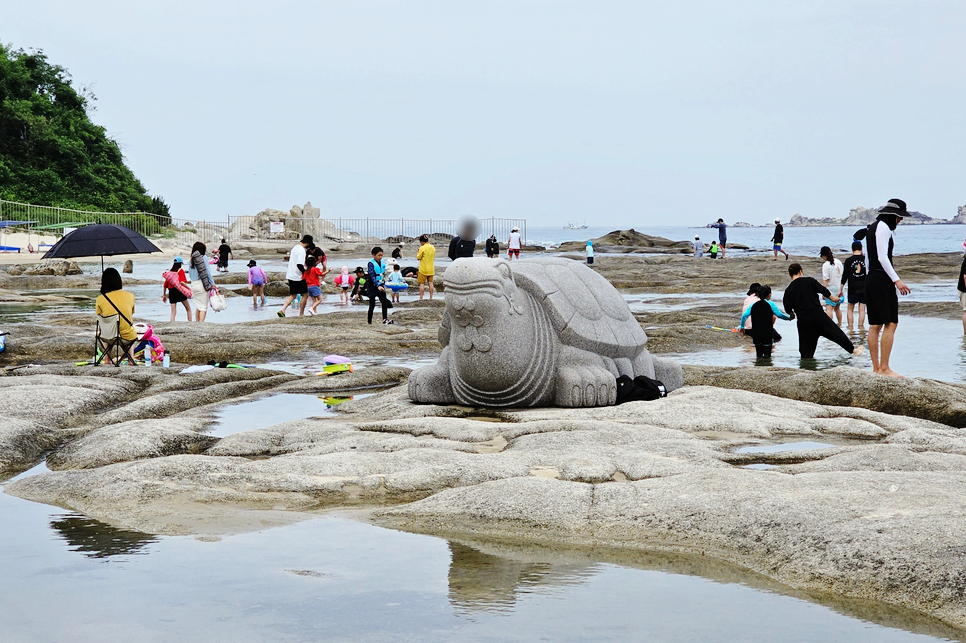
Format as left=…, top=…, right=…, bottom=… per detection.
left=790, top=207, right=950, bottom=227
left=557, top=229, right=693, bottom=254
left=10, top=379, right=966, bottom=628
left=683, top=365, right=966, bottom=427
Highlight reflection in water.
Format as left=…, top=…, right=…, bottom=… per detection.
left=49, top=513, right=158, bottom=559
left=447, top=542, right=597, bottom=613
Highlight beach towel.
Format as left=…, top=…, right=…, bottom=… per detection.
left=162, top=271, right=192, bottom=298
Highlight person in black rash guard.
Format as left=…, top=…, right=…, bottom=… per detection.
left=862, top=199, right=911, bottom=377
left=782, top=263, right=864, bottom=359
left=448, top=234, right=476, bottom=260
left=842, top=240, right=868, bottom=330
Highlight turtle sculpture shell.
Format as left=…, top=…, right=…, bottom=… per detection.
left=512, top=257, right=647, bottom=355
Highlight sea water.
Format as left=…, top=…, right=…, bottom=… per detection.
left=0, top=489, right=960, bottom=642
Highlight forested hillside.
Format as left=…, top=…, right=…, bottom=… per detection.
left=0, top=42, right=169, bottom=220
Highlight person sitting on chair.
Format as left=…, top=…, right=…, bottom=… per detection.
left=95, top=268, right=138, bottom=365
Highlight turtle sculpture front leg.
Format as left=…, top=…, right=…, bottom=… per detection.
left=408, top=346, right=457, bottom=404
left=553, top=345, right=618, bottom=407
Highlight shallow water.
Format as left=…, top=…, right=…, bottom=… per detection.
left=669, top=314, right=966, bottom=383
left=0, top=488, right=959, bottom=642
left=529, top=224, right=966, bottom=257
left=208, top=392, right=370, bottom=437
left=735, top=441, right=837, bottom=454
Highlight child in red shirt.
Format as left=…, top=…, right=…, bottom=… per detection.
left=302, top=255, right=329, bottom=315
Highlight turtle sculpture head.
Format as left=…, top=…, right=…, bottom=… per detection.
left=441, top=259, right=537, bottom=392
left=409, top=256, right=683, bottom=408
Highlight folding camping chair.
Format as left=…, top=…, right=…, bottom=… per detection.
left=95, top=314, right=137, bottom=366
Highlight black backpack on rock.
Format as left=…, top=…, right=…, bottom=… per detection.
left=615, top=375, right=668, bottom=404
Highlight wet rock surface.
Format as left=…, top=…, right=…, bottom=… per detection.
left=6, top=368, right=966, bottom=628
left=684, top=365, right=966, bottom=427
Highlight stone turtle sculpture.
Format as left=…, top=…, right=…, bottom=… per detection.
left=408, top=257, right=682, bottom=407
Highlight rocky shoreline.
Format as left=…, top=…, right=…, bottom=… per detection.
left=3, top=250, right=966, bottom=632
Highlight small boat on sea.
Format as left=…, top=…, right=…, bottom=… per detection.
left=563, top=222, right=588, bottom=230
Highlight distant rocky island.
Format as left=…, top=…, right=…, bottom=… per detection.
left=788, top=205, right=966, bottom=227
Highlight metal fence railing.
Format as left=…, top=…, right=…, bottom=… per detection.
left=226, top=216, right=528, bottom=246
left=0, top=199, right=528, bottom=253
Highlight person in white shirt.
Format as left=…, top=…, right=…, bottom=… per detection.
left=861, top=199, right=912, bottom=378
left=278, top=235, right=313, bottom=317
left=507, top=227, right=522, bottom=260
left=693, top=236, right=703, bottom=258
left=820, top=246, right=845, bottom=325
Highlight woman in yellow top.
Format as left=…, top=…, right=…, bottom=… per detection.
left=416, top=234, right=436, bottom=301
left=95, top=268, right=137, bottom=364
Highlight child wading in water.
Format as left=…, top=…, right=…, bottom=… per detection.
left=385, top=263, right=407, bottom=303
left=335, top=266, right=354, bottom=303
left=709, top=240, right=719, bottom=259
left=302, top=255, right=329, bottom=315
left=366, top=247, right=394, bottom=324
left=162, top=257, right=192, bottom=322
left=740, top=285, right=793, bottom=359
left=247, top=260, right=267, bottom=307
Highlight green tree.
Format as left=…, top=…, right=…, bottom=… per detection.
left=0, top=42, right=168, bottom=221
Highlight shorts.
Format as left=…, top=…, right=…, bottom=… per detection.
left=341, top=285, right=350, bottom=291
left=719, top=240, right=727, bottom=247
left=866, top=271, right=899, bottom=326
left=190, top=281, right=209, bottom=309
left=217, top=260, right=228, bottom=269
left=773, top=244, right=782, bottom=251
left=288, top=279, right=308, bottom=295
left=250, top=279, right=265, bottom=287
left=960, top=291, right=966, bottom=312
left=169, top=288, right=188, bottom=304
left=824, top=296, right=841, bottom=307
left=418, top=272, right=434, bottom=284
left=587, top=257, right=594, bottom=264
left=508, top=248, right=521, bottom=258
left=307, top=285, right=322, bottom=297
left=847, top=290, right=866, bottom=305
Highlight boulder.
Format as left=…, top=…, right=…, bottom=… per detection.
left=303, top=201, right=321, bottom=218
left=290, top=205, right=303, bottom=218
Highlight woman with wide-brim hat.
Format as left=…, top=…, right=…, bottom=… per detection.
left=863, top=198, right=912, bottom=377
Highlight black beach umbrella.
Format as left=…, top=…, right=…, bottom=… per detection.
left=42, top=224, right=161, bottom=270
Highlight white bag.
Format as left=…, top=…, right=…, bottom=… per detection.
left=208, top=288, right=227, bottom=312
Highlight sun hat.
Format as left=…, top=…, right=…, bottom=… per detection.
left=247, top=260, right=257, bottom=267
left=775, top=218, right=780, bottom=223
left=512, top=227, right=519, bottom=232
left=878, top=199, right=908, bottom=218
left=301, top=234, right=314, bottom=244
left=694, top=235, right=700, bottom=240
left=173, top=256, right=183, bottom=263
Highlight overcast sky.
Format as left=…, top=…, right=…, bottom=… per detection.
left=6, top=1, right=966, bottom=226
